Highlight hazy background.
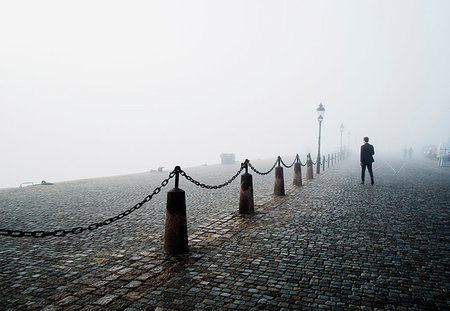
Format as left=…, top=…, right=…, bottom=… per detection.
left=1, top=0, right=449, bottom=189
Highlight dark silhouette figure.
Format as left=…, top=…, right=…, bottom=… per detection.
left=360, top=137, right=375, bottom=185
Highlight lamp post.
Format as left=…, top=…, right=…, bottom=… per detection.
left=348, top=132, right=351, bottom=156
left=316, top=103, right=325, bottom=174
left=340, top=124, right=344, bottom=156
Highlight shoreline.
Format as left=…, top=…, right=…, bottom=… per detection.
left=0, top=157, right=286, bottom=192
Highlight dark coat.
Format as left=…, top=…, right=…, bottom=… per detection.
left=360, top=143, right=375, bottom=163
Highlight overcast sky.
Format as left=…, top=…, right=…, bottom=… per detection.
left=1, top=0, right=449, bottom=189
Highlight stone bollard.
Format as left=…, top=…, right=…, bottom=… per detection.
left=327, top=154, right=330, bottom=168
left=274, top=157, right=285, bottom=196
left=323, top=155, right=326, bottom=172
left=306, top=153, right=314, bottom=180
left=164, top=167, right=189, bottom=255
left=239, top=160, right=254, bottom=214
left=293, top=155, right=302, bottom=186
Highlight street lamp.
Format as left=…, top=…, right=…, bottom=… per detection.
left=316, top=103, right=325, bottom=174
left=340, top=124, right=344, bottom=155
left=348, top=132, right=351, bottom=156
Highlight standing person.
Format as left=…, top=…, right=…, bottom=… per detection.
left=360, top=137, right=375, bottom=185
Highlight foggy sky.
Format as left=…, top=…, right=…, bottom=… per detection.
left=1, top=0, right=449, bottom=189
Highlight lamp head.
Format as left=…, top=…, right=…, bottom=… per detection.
left=316, top=103, right=325, bottom=119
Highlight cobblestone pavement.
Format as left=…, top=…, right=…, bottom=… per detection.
left=1, top=156, right=449, bottom=310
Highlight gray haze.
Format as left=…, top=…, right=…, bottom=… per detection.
left=1, top=0, right=449, bottom=189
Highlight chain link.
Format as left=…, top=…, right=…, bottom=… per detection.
left=296, top=155, right=307, bottom=167
left=248, top=159, right=278, bottom=175
left=179, top=165, right=244, bottom=189
left=0, top=170, right=176, bottom=238
left=280, top=157, right=296, bottom=169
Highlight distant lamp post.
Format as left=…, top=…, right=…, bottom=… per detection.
left=348, top=132, right=351, bottom=155
left=340, top=124, right=344, bottom=155
left=316, top=103, right=325, bottom=174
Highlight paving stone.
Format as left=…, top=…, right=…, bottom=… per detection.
left=58, top=296, right=78, bottom=306
left=1, top=158, right=449, bottom=310
left=93, top=294, right=118, bottom=306
left=125, top=280, right=142, bottom=289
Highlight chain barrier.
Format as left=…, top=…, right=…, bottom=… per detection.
left=248, top=159, right=278, bottom=175
left=0, top=170, right=177, bottom=238
left=280, top=157, right=296, bottom=169
left=180, top=165, right=244, bottom=189
left=298, top=155, right=307, bottom=167
left=1, top=151, right=335, bottom=239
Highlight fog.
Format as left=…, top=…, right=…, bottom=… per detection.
left=1, top=0, right=449, bottom=189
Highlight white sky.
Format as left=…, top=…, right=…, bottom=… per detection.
left=1, top=0, right=449, bottom=189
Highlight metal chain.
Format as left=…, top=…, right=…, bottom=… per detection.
left=0, top=170, right=176, bottom=238
left=248, top=159, right=278, bottom=175
left=296, top=155, right=307, bottom=167
left=280, top=157, right=296, bottom=169
left=179, top=165, right=244, bottom=189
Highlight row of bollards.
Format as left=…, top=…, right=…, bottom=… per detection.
left=164, top=153, right=342, bottom=255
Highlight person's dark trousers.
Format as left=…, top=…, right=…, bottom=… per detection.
left=361, top=163, right=374, bottom=185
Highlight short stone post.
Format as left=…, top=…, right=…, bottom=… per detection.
left=293, top=154, right=302, bottom=186
left=322, top=155, right=326, bottom=172
left=274, top=156, right=285, bottom=196
left=239, top=160, right=254, bottom=214
left=327, top=154, right=330, bottom=168
left=306, top=153, right=314, bottom=180
left=164, top=166, right=189, bottom=255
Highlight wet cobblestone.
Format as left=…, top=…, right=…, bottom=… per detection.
left=1, top=157, right=449, bottom=310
